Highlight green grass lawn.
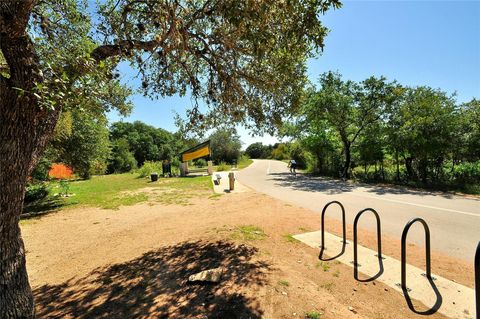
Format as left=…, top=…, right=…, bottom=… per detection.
left=211, top=156, right=253, bottom=172
left=236, top=157, right=253, bottom=169
left=25, top=173, right=213, bottom=213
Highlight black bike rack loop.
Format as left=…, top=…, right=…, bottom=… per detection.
left=319, top=201, right=346, bottom=261
left=475, top=241, right=480, bottom=318
left=401, top=217, right=432, bottom=288
left=400, top=217, right=442, bottom=314
left=353, top=208, right=383, bottom=282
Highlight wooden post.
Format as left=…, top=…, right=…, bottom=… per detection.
left=228, top=172, right=235, bottom=191
left=207, top=161, right=213, bottom=175
left=180, top=162, right=187, bottom=177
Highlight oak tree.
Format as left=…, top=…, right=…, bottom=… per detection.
left=0, top=0, right=341, bottom=316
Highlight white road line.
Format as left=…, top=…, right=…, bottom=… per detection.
left=350, top=193, right=480, bottom=218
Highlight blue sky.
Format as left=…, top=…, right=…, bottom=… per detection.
left=108, top=0, right=480, bottom=147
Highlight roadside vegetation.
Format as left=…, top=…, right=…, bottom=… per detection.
left=245, top=73, right=480, bottom=194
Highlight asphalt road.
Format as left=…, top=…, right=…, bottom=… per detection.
left=236, top=159, right=480, bottom=261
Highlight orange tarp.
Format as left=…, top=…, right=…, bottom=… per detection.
left=48, top=163, right=74, bottom=179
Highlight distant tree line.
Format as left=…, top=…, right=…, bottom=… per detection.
left=245, top=142, right=308, bottom=168
left=32, top=120, right=244, bottom=180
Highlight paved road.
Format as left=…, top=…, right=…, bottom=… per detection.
left=236, top=159, right=480, bottom=261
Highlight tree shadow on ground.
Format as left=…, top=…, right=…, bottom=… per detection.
left=22, top=197, right=68, bottom=219
left=34, top=240, right=270, bottom=319
left=269, top=173, right=458, bottom=199
left=269, top=173, right=355, bottom=194
left=361, top=183, right=456, bottom=199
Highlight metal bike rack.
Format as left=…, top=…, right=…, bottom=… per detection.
left=319, top=201, right=346, bottom=261
left=400, top=217, right=442, bottom=314
left=353, top=208, right=383, bottom=282
left=401, top=217, right=432, bottom=288
left=475, top=241, right=480, bottom=318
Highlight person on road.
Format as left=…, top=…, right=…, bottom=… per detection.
left=288, top=159, right=297, bottom=175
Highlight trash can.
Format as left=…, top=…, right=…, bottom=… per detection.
left=150, top=172, right=158, bottom=182
left=228, top=172, right=235, bottom=191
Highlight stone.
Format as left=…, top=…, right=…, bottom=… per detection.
left=188, top=268, right=223, bottom=283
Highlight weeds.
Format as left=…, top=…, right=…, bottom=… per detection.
left=319, top=282, right=334, bottom=292
left=232, top=225, right=266, bottom=241
left=316, top=262, right=330, bottom=272
left=305, top=310, right=322, bottom=319
left=283, top=233, right=299, bottom=243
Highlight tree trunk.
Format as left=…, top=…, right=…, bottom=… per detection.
left=0, top=90, right=39, bottom=318
left=0, top=89, right=59, bottom=319
left=0, top=168, right=34, bottom=318
left=395, top=150, right=400, bottom=181
left=1, top=2, right=61, bottom=316
left=419, top=158, right=428, bottom=184
left=405, top=156, right=414, bottom=180
left=342, top=141, right=351, bottom=179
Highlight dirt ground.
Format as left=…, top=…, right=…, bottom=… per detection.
left=21, top=189, right=475, bottom=319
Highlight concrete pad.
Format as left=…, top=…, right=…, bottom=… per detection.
left=294, top=231, right=476, bottom=319
left=212, top=171, right=250, bottom=194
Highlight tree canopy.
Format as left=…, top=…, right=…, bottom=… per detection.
left=109, top=121, right=179, bottom=166
left=284, top=72, right=479, bottom=188
left=209, top=128, right=242, bottom=164
left=1, top=1, right=342, bottom=316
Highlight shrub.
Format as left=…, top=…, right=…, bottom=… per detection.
left=287, top=142, right=310, bottom=169
left=195, top=158, right=207, bottom=168
left=31, top=156, right=52, bottom=181
left=108, top=138, right=137, bottom=173
left=138, top=161, right=162, bottom=178
left=271, top=143, right=289, bottom=160
left=216, top=162, right=230, bottom=172
left=170, top=157, right=181, bottom=176
left=453, top=161, right=480, bottom=185
left=59, top=180, right=70, bottom=196
left=25, top=183, right=49, bottom=203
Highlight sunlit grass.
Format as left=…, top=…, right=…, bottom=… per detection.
left=41, top=174, right=212, bottom=210
left=231, top=225, right=266, bottom=241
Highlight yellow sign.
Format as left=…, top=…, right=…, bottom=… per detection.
left=182, top=145, right=210, bottom=162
